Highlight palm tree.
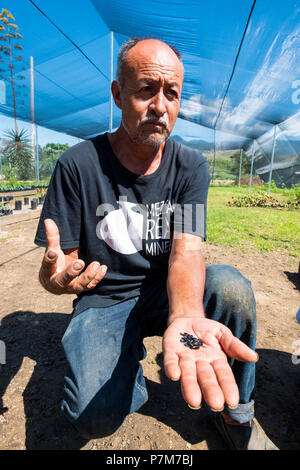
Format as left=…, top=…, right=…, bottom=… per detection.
left=2, top=128, right=33, bottom=180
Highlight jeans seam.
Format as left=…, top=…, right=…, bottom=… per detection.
left=134, top=378, right=148, bottom=400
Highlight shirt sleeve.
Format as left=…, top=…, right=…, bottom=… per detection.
left=34, top=160, right=82, bottom=249
left=173, top=160, right=210, bottom=241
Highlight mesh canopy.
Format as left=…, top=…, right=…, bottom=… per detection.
left=0, top=0, right=300, bottom=185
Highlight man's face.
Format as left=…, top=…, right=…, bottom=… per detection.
left=116, top=40, right=184, bottom=147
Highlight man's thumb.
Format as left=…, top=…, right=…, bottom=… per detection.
left=47, top=250, right=57, bottom=260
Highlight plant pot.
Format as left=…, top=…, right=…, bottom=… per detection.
left=31, top=200, right=38, bottom=210
left=15, top=200, right=22, bottom=210
left=24, top=197, right=29, bottom=205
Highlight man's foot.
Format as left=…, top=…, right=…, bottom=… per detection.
left=213, top=412, right=279, bottom=450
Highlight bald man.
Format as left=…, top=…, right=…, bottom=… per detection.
left=34, top=38, right=277, bottom=450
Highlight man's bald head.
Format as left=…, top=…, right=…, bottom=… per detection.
left=111, top=37, right=184, bottom=149
left=116, top=37, right=183, bottom=89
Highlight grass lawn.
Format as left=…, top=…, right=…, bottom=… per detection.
left=207, top=185, right=300, bottom=257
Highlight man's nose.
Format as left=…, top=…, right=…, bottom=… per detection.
left=149, top=91, right=167, bottom=117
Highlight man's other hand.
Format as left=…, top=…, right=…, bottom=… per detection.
left=163, top=317, right=258, bottom=411
left=38, top=218, right=107, bottom=295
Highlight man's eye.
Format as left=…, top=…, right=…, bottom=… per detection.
left=141, top=86, right=152, bottom=92
left=167, top=89, right=178, bottom=98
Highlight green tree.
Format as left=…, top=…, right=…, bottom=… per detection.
left=2, top=128, right=34, bottom=180
left=38, top=143, right=69, bottom=179
left=229, top=150, right=251, bottom=177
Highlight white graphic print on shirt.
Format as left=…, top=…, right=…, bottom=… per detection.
left=96, top=197, right=175, bottom=255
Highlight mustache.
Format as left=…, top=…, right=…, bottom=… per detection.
left=140, top=115, right=169, bottom=128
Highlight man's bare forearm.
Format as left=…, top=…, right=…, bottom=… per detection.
left=167, top=248, right=206, bottom=325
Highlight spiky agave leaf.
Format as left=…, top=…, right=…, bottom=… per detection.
left=3, top=128, right=31, bottom=154
left=7, top=13, right=16, bottom=21
left=7, top=23, right=18, bottom=30
left=2, top=128, right=33, bottom=179
left=1, top=9, right=12, bottom=16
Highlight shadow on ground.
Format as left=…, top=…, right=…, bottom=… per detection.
left=0, top=310, right=300, bottom=450
left=284, top=270, right=300, bottom=291
left=137, top=352, right=227, bottom=450
left=0, top=310, right=87, bottom=450
left=138, top=348, right=300, bottom=450
left=254, top=347, right=300, bottom=450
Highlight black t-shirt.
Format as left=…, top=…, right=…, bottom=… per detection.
left=34, top=133, right=210, bottom=316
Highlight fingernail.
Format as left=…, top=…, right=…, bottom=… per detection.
left=73, top=261, right=83, bottom=271
left=255, top=352, right=259, bottom=362
left=92, top=262, right=100, bottom=272
left=48, top=250, right=56, bottom=259
left=210, top=407, right=224, bottom=412
left=228, top=405, right=239, bottom=409
left=101, top=265, right=107, bottom=274
left=188, top=404, right=201, bottom=410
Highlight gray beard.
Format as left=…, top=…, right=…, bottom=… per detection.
left=122, top=119, right=170, bottom=151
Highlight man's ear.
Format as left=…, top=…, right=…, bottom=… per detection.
left=111, top=80, right=122, bottom=110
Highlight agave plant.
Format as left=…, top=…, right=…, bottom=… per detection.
left=0, top=8, right=25, bottom=134
left=2, top=128, right=34, bottom=180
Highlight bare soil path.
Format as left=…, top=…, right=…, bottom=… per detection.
left=0, top=219, right=299, bottom=450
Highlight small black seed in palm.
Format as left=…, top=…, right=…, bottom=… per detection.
left=180, top=332, right=203, bottom=349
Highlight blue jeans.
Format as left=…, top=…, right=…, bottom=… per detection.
left=61, top=264, right=257, bottom=439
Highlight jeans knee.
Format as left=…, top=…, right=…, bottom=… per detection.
left=205, top=264, right=256, bottom=324
left=61, top=366, right=148, bottom=439
left=62, top=401, right=125, bottom=439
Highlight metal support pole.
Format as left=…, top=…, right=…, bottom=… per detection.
left=268, top=125, right=277, bottom=195
left=30, top=56, right=35, bottom=182
left=0, top=146, right=1, bottom=233
left=211, top=128, right=216, bottom=185
left=238, top=149, right=243, bottom=187
left=35, top=123, right=39, bottom=185
left=109, top=31, right=114, bottom=132
left=249, top=141, right=256, bottom=192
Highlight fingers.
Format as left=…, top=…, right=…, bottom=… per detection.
left=62, top=261, right=107, bottom=293
left=41, top=219, right=61, bottom=277
left=44, top=218, right=61, bottom=252
left=52, top=259, right=86, bottom=289
left=212, top=358, right=239, bottom=409
left=40, top=219, right=108, bottom=294
left=196, top=360, right=225, bottom=411
left=163, top=348, right=181, bottom=382
left=179, top=357, right=239, bottom=411
left=179, top=356, right=202, bottom=409
left=219, top=327, right=258, bottom=363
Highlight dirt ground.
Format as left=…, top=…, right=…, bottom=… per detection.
left=0, top=218, right=299, bottom=450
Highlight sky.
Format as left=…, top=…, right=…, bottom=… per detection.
left=0, top=112, right=214, bottom=147
left=0, top=114, right=82, bottom=147
left=1, top=0, right=300, bottom=150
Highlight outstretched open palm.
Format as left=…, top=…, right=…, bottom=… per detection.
left=163, top=317, right=258, bottom=411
